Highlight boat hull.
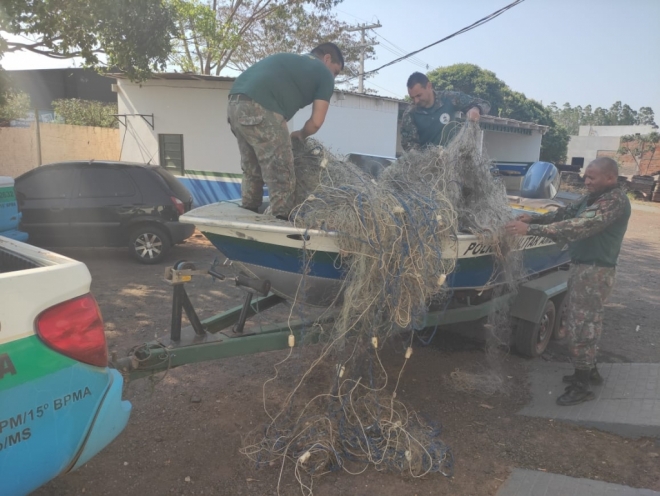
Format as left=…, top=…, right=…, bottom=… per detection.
left=182, top=203, right=570, bottom=307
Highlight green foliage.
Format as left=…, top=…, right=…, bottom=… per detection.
left=1, top=0, right=176, bottom=81
left=168, top=0, right=369, bottom=78
left=0, top=90, right=31, bottom=125
left=229, top=3, right=374, bottom=79
left=540, top=125, right=570, bottom=165
left=428, top=64, right=507, bottom=116
left=52, top=99, right=118, bottom=128
left=617, top=132, right=660, bottom=175
left=428, top=63, right=568, bottom=164
left=546, top=101, right=657, bottom=135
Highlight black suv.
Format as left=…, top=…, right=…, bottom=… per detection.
left=15, top=161, right=195, bottom=264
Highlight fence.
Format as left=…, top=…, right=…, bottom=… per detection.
left=0, top=123, right=120, bottom=177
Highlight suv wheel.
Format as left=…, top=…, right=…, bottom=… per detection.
left=129, top=225, right=171, bottom=264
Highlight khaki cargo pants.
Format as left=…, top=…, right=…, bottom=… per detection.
left=565, top=264, right=616, bottom=370
left=227, top=97, right=295, bottom=218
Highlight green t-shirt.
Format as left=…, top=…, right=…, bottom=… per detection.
left=229, top=53, right=335, bottom=121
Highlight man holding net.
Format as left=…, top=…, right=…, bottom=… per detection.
left=400, top=72, right=490, bottom=152
left=227, top=43, right=344, bottom=220
left=505, top=157, right=630, bottom=406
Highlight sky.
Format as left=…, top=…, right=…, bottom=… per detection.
left=2, top=0, right=660, bottom=114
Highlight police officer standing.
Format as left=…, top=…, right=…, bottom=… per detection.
left=227, top=43, right=344, bottom=220
left=400, top=72, right=490, bottom=152
left=505, top=157, right=631, bottom=406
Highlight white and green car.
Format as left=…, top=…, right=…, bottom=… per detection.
left=0, top=236, right=131, bottom=495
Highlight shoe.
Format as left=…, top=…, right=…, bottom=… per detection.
left=557, top=369, right=595, bottom=406
left=562, top=365, right=604, bottom=386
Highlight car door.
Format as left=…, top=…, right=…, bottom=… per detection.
left=15, top=165, right=77, bottom=246
left=68, top=166, right=142, bottom=246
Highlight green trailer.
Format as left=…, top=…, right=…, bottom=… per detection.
left=113, top=260, right=570, bottom=381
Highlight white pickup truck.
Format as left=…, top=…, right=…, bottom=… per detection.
left=0, top=235, right=131, bottom=495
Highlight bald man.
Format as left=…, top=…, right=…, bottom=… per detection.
left=505, top=157, right=630, bottom=406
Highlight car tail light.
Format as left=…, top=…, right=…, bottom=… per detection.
left=171, top=196, right=185, bottom=216
left=37, top=293, right=108, bottom=367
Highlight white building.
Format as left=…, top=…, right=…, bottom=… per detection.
left=566, top=124, right=657, bottom=170
left=113, top=73, right=399, bottom=205
left=113, top=73, right=548, bottom=205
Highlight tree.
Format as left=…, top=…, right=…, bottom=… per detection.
left=638, top=107, right=656, bottom=126
left=617, top=132, right=660, bottom=175
left=428, top=64, right=568, bottom=164
left=0, top=90, right=31, bottom=126
left=168, top=0, right=371, bottom=78
left=547, top=101, right=657, bottom=135
left=52, top=99, right=118, bottom=128
left=226, top=4, right=374, bottom=79
left=428, top=64, right=507, bottom=116
left=0, top=0, right=176, bottom=81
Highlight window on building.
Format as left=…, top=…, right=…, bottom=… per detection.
left=571, top=157, right=584, bottom=167
left=159, top=134, right=185, bottom=175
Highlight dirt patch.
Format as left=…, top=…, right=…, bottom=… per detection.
left=35, top=209, right=660, bottom=495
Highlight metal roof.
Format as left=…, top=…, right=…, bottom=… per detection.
left=480, top=114, right=549, bottom=133
left=110, top=73, right=405, bottom=102
left=110, top=72, right=235, bottom=82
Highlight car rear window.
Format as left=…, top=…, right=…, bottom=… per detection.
left=153, top=167, right=191, bottom=200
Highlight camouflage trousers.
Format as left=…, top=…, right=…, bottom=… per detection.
left=565, top=264, right=616, bottom=370
left=227, top=99, right=295, bottom=218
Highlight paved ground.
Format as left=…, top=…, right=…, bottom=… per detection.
left=519, top=362, right=660, bottom=438
left=497, top=469, right=660, bottom=496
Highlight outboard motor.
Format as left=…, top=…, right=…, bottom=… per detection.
left=346, top=153, right=395, bottom=179
left=520, top=161, right=560, bottom=199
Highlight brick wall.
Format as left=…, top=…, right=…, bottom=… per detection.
left=599, top=139, right=660, bottom=177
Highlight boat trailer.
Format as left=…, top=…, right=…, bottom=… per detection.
left=113, top=260, right=571, bottom=382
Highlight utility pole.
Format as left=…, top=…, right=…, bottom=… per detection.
left=34, top=108, right=42, bottom=166
left=346, top=22, right=381, bottom=93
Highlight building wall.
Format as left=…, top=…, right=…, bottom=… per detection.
left=116, top=78, right=239, bottom=174
left=567, top=135, right=622, bottom=169
left=0, top=123, right=119, bottom=177
left=482, top=130, right=543, bottom=163
left=289, top=93, right=399, bottom=157
left=8, top=69, right=116, bottom=109
left=117, top=80, right=400, bottom=172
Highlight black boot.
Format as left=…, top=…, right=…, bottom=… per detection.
left=557, top=369, right=595, bottom=406
left=562, top=364, right=604, bottom=386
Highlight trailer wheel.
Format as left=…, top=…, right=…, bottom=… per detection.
left=552, top=295, right=568, bottom=340
left=515, top=300, right=556, bottom=358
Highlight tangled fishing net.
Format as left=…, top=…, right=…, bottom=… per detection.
left=240, top=122, right=524, bottom=494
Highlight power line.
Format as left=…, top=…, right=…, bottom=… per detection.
left=355, top=0, right=525, bottom=79
left=378, top=44, right=427, bottom=70
left=373, top=32, right=430, bottom=69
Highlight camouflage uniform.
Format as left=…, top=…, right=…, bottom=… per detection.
left=227, top=98, right=295, bottom=218
left=527, top=187, right=631, bottom=369
left=400, top=90, right=490, bottom=152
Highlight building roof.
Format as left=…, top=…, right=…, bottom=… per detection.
left=480, top=114, right=549, bottom=134
left=111, top=72, right=405, bottom=102
left=110, top=72, right=235, bottom=82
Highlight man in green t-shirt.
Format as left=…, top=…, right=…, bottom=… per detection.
left=505, top=157, right=631, bottom=406
left=227, top=43, right=344, bottom=219
left=400, top=72, right=490, bottom=151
